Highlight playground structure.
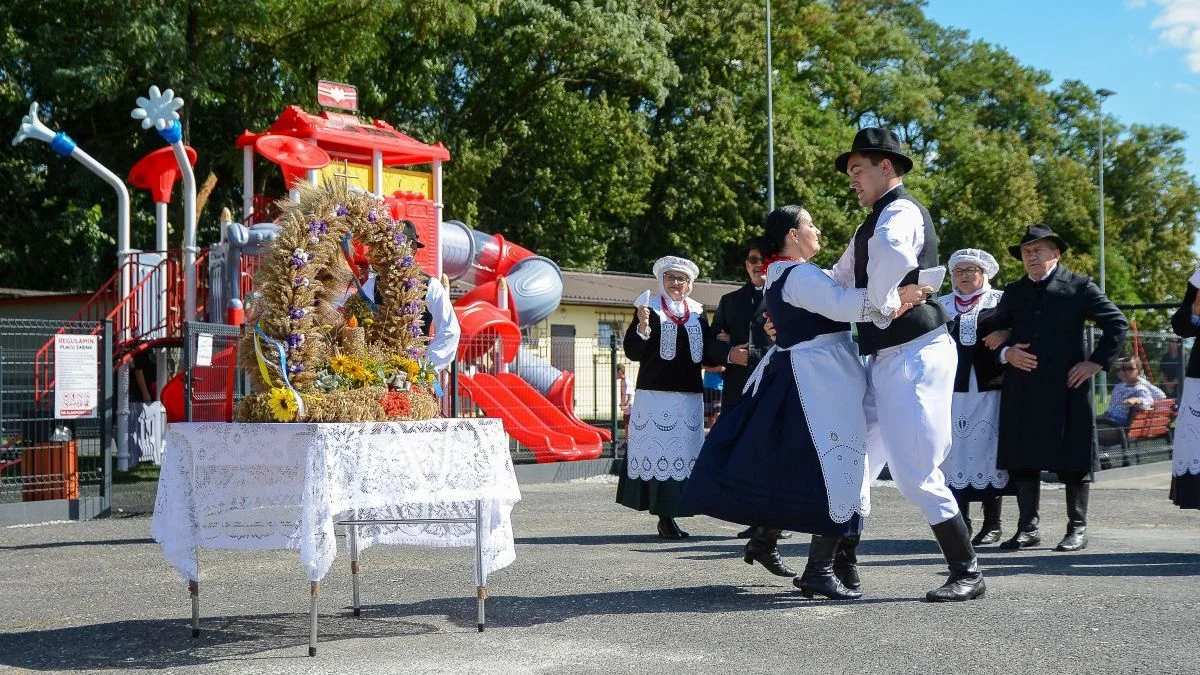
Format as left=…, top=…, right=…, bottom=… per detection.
left=15, top=84, right=608, bottom=466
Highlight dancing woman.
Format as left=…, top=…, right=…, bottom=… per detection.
left=682, top=205, right=926, bottom=599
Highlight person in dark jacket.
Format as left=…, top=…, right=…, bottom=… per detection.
left=1168, top=270, right=1200, bottom=510
left=981, top=223, right=1128, bottom=552
left=616, top=255, right=716, bottom=539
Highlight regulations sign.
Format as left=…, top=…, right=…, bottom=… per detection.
left=54, top=334, right=99, bottom=419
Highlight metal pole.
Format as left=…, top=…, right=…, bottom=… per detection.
left=765, top=0, right=775, bottom=211
left=1095, top=88, right=1115, bottom=402
left=1098, top=98, right=1106, bottom=294
left=610, top=335, right=618, bottom=451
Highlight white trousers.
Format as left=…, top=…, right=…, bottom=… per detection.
left=864, top=327, right=960, bottom=525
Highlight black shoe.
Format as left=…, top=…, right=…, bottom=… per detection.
left=999, top=480, right=1041, bottom=550
left=926, top=514, right=986, bottom=602
left=832, top=535, right=861, bottom=591
left=657, top=516, right=689, bottom=539
left=743, top=527, right=797, bottom=577
left=795, top=535, right=862, bottom=600
left=998, top=530, right=1040, bottom=549
left=1055, top=482, right=1089, bottom=552
left=972, top=527, right=1003, bottom=546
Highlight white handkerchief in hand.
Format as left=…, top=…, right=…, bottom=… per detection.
left=918, top=265, right=947, bottom=291
left=1189, top=268, right=1200, bottom=289
left=634, top=290, right=652, bottom=308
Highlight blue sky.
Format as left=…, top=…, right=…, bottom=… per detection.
left=923, top=0, right=1200, bottom=179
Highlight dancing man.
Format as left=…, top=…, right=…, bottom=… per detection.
left=827, top=127, right=985, bottom=602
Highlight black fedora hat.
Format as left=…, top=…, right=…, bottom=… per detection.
left=1008, top=223, right=1068, bottom=260
left=834, top=127, right=914, bottom=175
left=400, top=219, right=425, bottom=249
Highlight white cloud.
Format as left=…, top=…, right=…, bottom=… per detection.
left=1142, top=0, right=1200, bottom=72
left=1173, top=81, right=1200, bottom=92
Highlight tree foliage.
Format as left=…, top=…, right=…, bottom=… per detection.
left=1, top=0, right=1196, bottom=312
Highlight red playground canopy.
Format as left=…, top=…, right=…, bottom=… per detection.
left=237, top=105, right=450, bottom=167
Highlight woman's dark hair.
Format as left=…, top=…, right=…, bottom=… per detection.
left=739, top=236, right=769, bottom=261
left=761, top=205, right=809, bottom=257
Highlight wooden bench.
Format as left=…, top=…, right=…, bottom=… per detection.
left=1116, top=398, right=1177, bottom=464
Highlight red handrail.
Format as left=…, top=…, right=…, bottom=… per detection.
left=33, top=250, right=209, bottom=402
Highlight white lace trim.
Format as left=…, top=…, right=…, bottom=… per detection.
left=1173, top=377, right=1200, bottom=476
left=938, top=289, right=1002, bottom=346
left=654, top=300, right=704, bottom=363
left=150, top=419, right=521, bottom=583
left=626, top=390, right=704, bottom=481
left=943, top=390, right=1010, bottom=489
left=778, top=333, right=871, bottom=522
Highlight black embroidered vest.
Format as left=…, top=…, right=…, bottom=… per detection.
left=853, top=186, right=948, bottom=354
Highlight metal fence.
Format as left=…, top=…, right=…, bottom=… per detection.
left=182, top=322, right=245, bottom=422
left=0, top=318, right=111, bottom=525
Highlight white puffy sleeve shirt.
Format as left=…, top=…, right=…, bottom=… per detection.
left=424, top=277, right=460, bottom=372
left=827, top=191, right=926, bottom=317
left=775, top=263, right=891, bottom=328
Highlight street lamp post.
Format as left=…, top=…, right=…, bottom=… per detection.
left=765, top=0, right=775, bottom=211
left=1096, top=88, right=1116, bottom=294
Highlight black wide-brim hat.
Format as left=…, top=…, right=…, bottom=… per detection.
left=834, top=127, right=914, bottom=175
left=1008, top=222, right=1068, bottom=260
left=400, top=219, right=425, bottom=248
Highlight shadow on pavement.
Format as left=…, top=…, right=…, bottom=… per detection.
left=0, top=585, right=917, bottom=669
left=0, top=612, right=439, bottom=671
left=858, top=550, right=1200, bottom=577
left=0, top=537, right=154, bottom=551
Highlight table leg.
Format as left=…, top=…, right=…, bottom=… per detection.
left=348, top=523, right=361, bottom=617
left=188, top=579, right=200, bottom=638
left=308, top=581, right=320, bottom=657
left=475, top=498, right=486, bottom=632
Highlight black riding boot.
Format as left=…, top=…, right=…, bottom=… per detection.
left=832, top=535, right=861, bottom=591
left=793, top=535, right=861, bottom=600
left=957, top=496, right=973, bottom=534
left=998, top=480, right=1041, bottom=550
left=743, top=527, right=797, bottom=577
left=972, top=496, right=1004, bottom=546
left=926, top=514, right=987, bottom=602
left=1055, top=482, right=1089, bottom=552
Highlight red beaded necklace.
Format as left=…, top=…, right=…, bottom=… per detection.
left=660, top=296, right=691, bottom=325
left=953, top=293, right=983, bottom=314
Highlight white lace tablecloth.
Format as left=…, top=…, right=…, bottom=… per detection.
left=150, top=419, right=520, bottom=583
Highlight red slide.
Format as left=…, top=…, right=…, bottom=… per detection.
left=457, top=375, right=579, bottom=463
left=488, top=373, right=602, bottom=459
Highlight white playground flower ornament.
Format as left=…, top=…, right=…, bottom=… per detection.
left=131, top=86, right=184, bottom=133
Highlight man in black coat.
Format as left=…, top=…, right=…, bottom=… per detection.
left=982, top=223, right=1128, bottom=553
left=709, top=236, right=792, bottom=556
left=710, top=236, right=772, bottom=410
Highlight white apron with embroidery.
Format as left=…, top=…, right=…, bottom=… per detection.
left=939, top=290, right=1009, bottom=490
left=626, top=390, right=704, bottom=481
left=1173, top=377, right=1200, bottom=477
left=744, top=330, right=871, bottom=523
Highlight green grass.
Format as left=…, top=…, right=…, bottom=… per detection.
left=111, top=463, right=160, bottom=484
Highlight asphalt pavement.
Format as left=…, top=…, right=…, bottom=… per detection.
left=1, top=469, right=1197, bottom=675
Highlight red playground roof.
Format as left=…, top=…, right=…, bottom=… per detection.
left=240, top=105, right=450, bottom=167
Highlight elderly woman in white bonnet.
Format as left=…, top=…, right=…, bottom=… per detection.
left=616, top=255, right=717, bottom=539
left=937, top=248, right=1014, bottom=546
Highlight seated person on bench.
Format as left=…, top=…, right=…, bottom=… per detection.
left=1096, top=356, right=1167, bottom=466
